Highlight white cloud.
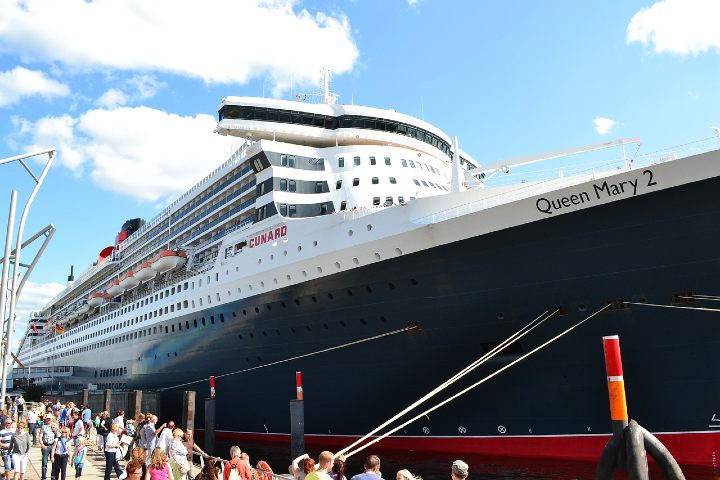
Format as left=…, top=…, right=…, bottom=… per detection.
left=0, top=67, right=70, bottom=107
left=127, top=74, right=166, bottom=100
left=16, top=106, right=238, bottom=202
left=627, top=0, right=720, bottom=55
left=0, top=0, right=359, bottom=92
left=407, top=0, right=420, bottom=6
left=594, top=117, right=616, bottom=135
left=11, top=281, right=65, bottom=350
left=96, top=88, right=128, bottom=108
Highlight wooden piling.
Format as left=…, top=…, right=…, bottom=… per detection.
left=103, top=389, right=112, bottom=413
left=182, top=391, right=196, bottom=463
left=290, top=371, right=304, bottom=460
left=82, top=389, right=89, bottom=406
left=132, top=390, right=142, bottom=417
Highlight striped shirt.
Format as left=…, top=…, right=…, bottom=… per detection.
left=0, top=428, right=12, bottom=452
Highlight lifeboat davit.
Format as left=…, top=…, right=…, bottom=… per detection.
left=151, top=250, right=187, bottom=274
left=87, top=292, right=112, bottom=308
left=107, top=279, right=125, bottom=297
left=134, top=262, right=156, bottom=282
left=119, top=270, right=140, bottom=290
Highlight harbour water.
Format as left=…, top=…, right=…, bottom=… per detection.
left=213, top=441, right=717, bottom=480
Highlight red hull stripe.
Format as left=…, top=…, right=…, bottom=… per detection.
left=198, top=429, right=720, bottom=467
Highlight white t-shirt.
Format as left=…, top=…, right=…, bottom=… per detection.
left=104, top=432, right=119, bottom=453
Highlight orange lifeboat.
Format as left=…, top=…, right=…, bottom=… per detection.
left=134, top=261, right=157, bottom=282
left=87, top=292, right=112, bottom=308
left=107, top=279, right=125, bottom=297
left=119, top=270, right=140, bottom=290
left=151, top=250, right=187, bottom=274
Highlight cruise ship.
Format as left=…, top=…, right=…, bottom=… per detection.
left=16, top=74, right=720, bottom=467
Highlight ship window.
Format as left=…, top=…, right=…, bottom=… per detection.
left=372, top=177, right=379, bottom=184
left=373, top=197, right=381, bottom=206
left=352, top=178, right=359, bottom=186
left=370, top=156, right=376, bottom=166
left=409, top=160, right=416, bottom=168
left=320, top=203, right=328, bottom=215
left=336, top=179, right=342, bottom=190
left=289, top=180, right=296, bottom=192
left=280, top=154, right=288, bottom=166
left=315, top=181, right=324, bottom=193
left=216, top=293, right=221, bottom=301
left=353, top=156, right=361, bottom=166
left=413, top=179, right=420, bottom=185
left=280, top=179, right=287, bottom=191
left=288, top=155, right=296, bottom=168
left=389, top=177, right=397, bottom=184
left=338, top=157, right=344, bottom=168
left=279, top=203, right=288, bottom=216
left=421, top=181, right=428, bottom=187
left=385, top=196, right=393, bottom=205
left=289, top=205, right=297, bottom=217
left=401, top=159, right=407, bottom=167
left=340, top=201, right=347, bottom=211
left=398, top=196, right=405, bottom=204
left=165, top=326, right=168, bottom=334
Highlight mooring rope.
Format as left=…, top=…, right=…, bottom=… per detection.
left=342, top=304, right=611, bottom=459
left=157, top=324, right=418, bottom=392
left=334, top=308, right=558, bottom=459
left=678, top=294, right=720, bottom=302
left=624, top=301, right=720, bottom=312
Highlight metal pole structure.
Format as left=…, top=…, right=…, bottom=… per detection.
left=0, top=148, right=55, bottom=406
left=0, top=192, right=17, bottom=397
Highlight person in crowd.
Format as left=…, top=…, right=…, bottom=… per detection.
left=156, top=421, right=174, bottom=454
left=182, top=430, right=206, bottom=459
left=0, top=418, right=14, bottom=480
left=10, top=421, right=30, bottom=480
left=13, top=398, right=23, bottom=422
left=40, top=415, right=59, bottom=480
left=330, top=459, right=346, bottom=480
left=350, top=456, right=382, bottom=480
left=71, top=411, right=85, bottom=443
left=396, top=470, right=413, bottom=480
left=167, top=429, right=191, bottom=480
left=305, top=452, right=334, bottom=480
left=139, top=416, right=158, bottom=456
left=113, top=411, right=125, bottom=430
left=50, top=427, right=71, bottom=480
left=25, top=408, right=37, bottom=447
left=125, top=448, right=147, bottom=480
left=81, top=406, right=92, bottom=433
left=223, top=446, right=251, bottom=480
left=145, top=447, right=174, bottom=480
left=0, top=411, right=7, bottom=429
left=104, top=423, right=123, bottom=480
left=290, top=455, right=314, bottom=480
left=100, top=412, right=113, bottom=452
left=450, top=461, right=468, bottom=480
left=194, top=458, right=218, bottom=480
left=70, top=437, right=86, bottom=479
left=255, top=460, right=273, bottom=480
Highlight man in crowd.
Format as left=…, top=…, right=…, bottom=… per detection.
left=138, top=414, right=158, bottom=457
left=81, top=404, right=92, bottom=432
left=0, top=419, right=13, bottom=480
left=350, top=455, right=382, bottom=480
left=451, top=460, right=469, bottom=480
left=40, top=415, right=59, bottom=480
left=306, top=451, right=334, bottom=480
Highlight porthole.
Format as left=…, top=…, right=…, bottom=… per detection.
left=238, top=334, right=242, bottom=339
left=260, top=281, right=265, bottom=287
left=274, top=278, right=278, bottom=284
left=340, top=321, right=346, bottom=327
left=249, top=285, right=253, bottom=290
left=367, top=224, right=372, bottom=231
left=267, top=305, right=272, bottom=311
left=496, top=312, right=505, bottom=320
left=313, top=240, right=318, bottom=247
left=286, top=274, right=291, bottom=281
left=249, top=332, right=254, bottom=338
left=410, top=278, right=418, bottom=286
left=360, top=318, right=367, bottom=325
left=353, top=257, right=359, bottom=265
left=388, top=282, right=396, bottom=289
left=380, top=316, right=387, bottom=323
left=254, top=307, right=260, bottom=313
left=270, top=254, right=274, bottom=260
left=347, top=289, right=353, bottom=296
left=290, top=327, right=296, bottom=333
left=395, top=248, right=403, bottom=255
left=298, top=245, right=302, bottom=252
left=348, top=230, right=354, bottom=237
left=323, top=323, right=329, bottom=329
left=246, top=357, right=250, bottom=363
left=295, top=299, right=301, bottom=306
left=258, top=259, right=262, bottom=264
left=578, top=304, right=587, bottom=312
left=305, top=325, right=312, bottom=331
left=312, top=296, right=317, bottom=303
left=317, top=267, right=323, bottom=273
left=232, top=312, right=237, bottom=317
left=281, top=302, right=287, bottom=308
left=327, top=293, right=334, bottom=300
left=284, top=250, right=288, bottom=256
left=242, top=309, right=247, bottom=315
left=275, top=329, right=280, bottom=335
left=302, top=270, right=307, bottom=277
left=262, top=331, right=267, bottom=337
left=335, top=262, right=341, bottom=269
left=374, top=252, right=381, bottom=260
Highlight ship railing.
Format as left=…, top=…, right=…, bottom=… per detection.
left=412, top=155, right=658, bottom=225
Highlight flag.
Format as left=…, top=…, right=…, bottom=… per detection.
left=55, top=324, right=64, bottom=335
left=31, top=324, right=38, bottom=333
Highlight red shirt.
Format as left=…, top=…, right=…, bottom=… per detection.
left=223, top=459, right=252, bottom=480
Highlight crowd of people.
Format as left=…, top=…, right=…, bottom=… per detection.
left=0, top=398, right=471, bottom=480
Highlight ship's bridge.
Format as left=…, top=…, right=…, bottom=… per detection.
left=216, top=96, right=453, bottom=160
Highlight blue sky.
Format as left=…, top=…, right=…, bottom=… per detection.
left=1, top=0, right=719, bottom=343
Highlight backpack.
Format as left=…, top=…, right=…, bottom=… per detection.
left=229, top=466, right=241, bottom=480
left=93, top=416, right=100, bottom=429
left=42, top=426, right=56, bottom=446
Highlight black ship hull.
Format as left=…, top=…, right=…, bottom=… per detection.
left=128, top=172, right=720, bottom=466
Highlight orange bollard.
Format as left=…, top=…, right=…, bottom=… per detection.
left=602, top=335, right=629, bottom=438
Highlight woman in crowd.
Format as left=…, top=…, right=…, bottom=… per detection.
left=125, top=447, right=147, bottom=480
left=51, top=427, right=72, bottom=480
left=71, top=437, right=86, bottom=478
left=145, top=447, right=174, bottom=480
left=104, top=423, right=123, bottom=480
left=168, top=429, right=191, bottom=480
left=10, top=421, right=31, bottom=480
left=330, top=459, right=346, bottom=480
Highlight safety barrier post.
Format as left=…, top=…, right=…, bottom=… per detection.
left=290, top=371, right=305, bottom=460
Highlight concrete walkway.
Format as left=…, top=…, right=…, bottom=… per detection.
left=25, top=441, right=124, bottom=480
